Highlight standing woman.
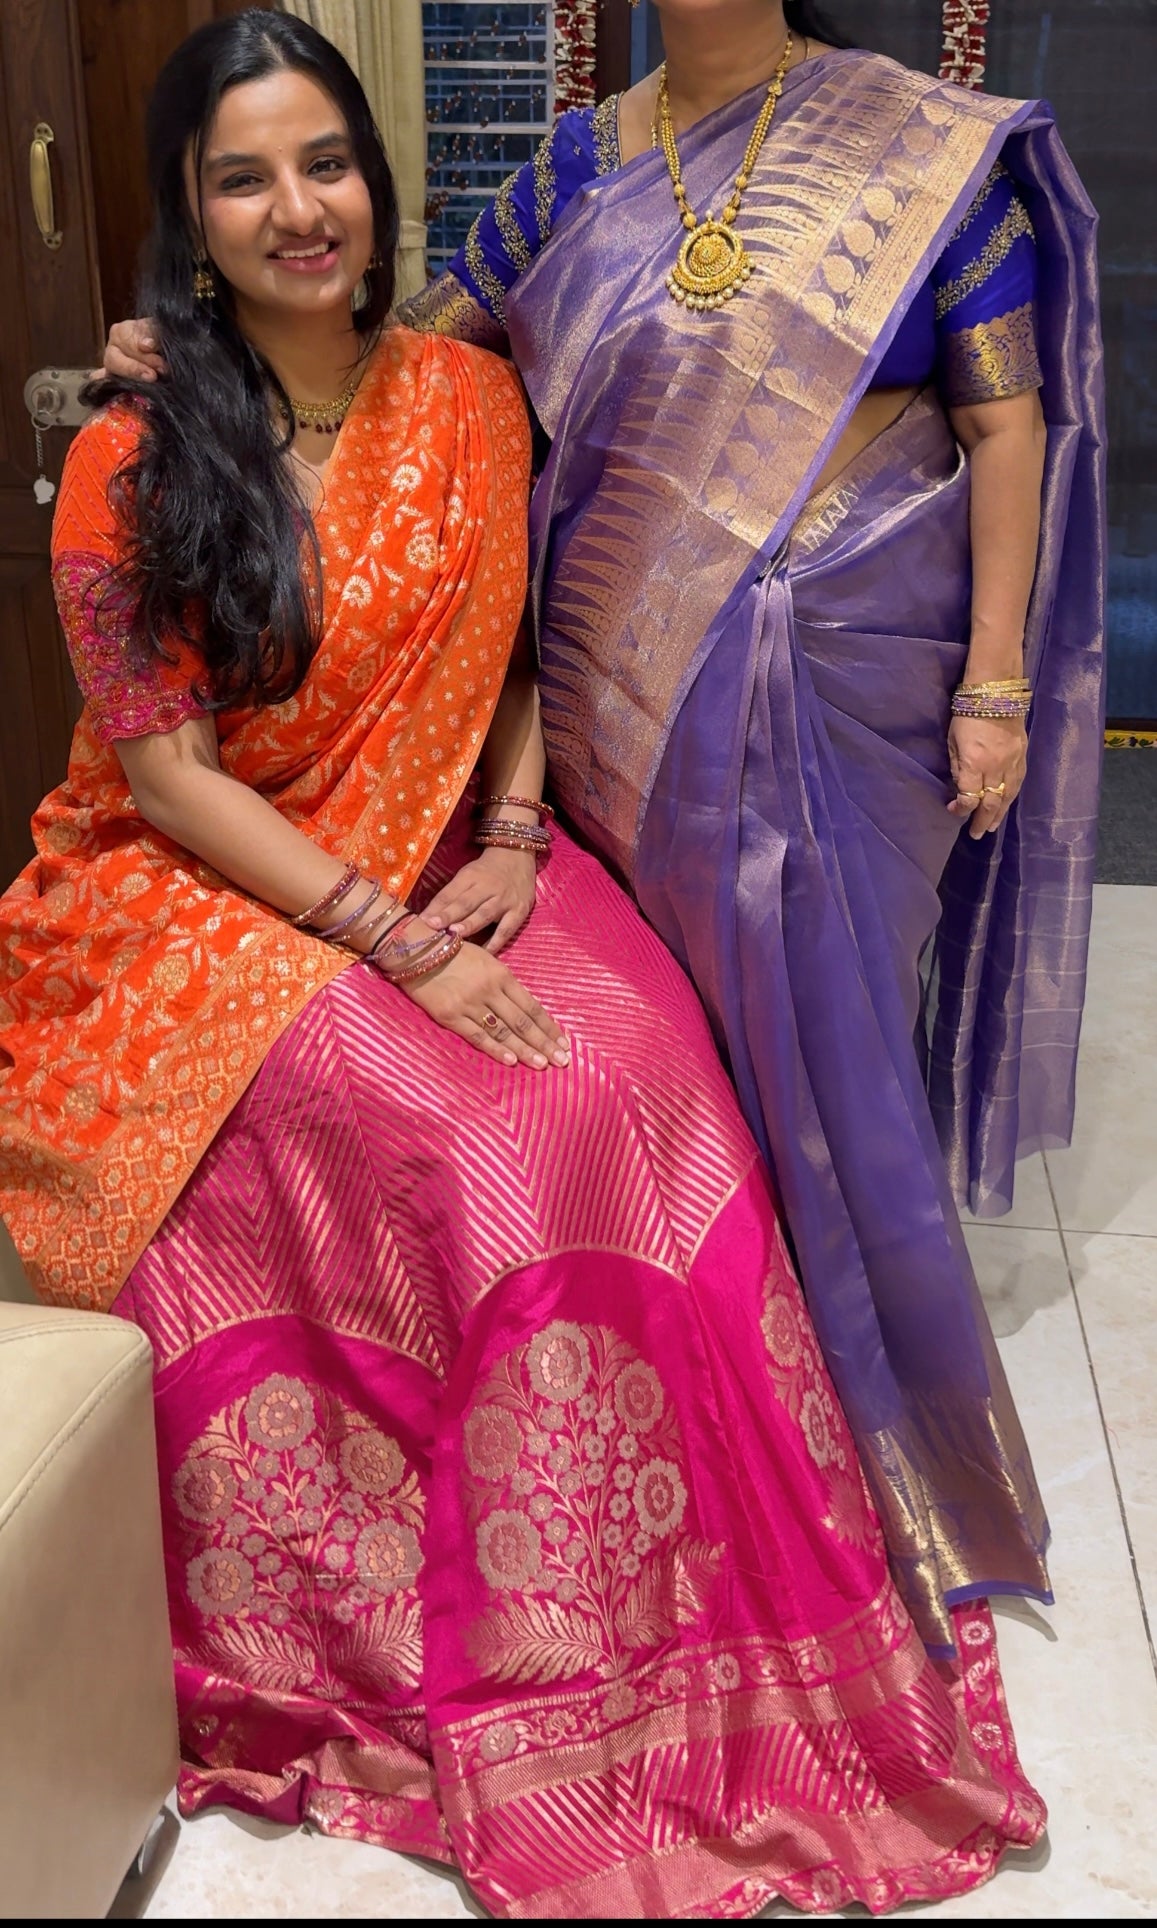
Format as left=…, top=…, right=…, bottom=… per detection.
left=101, top=5, right=1106, bottom=1653
left=411, top=0, right=1105, bottom=1650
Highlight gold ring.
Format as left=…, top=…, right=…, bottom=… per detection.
left=983, top=782, right=1007, bottom=798
left=957, top=789, right=982, bottom=803
left=482, top=1012, right=501, bottom=1033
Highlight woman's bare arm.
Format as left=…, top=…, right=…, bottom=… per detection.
left=117, top=714, right=357, bottom=921
left=945, top=387, right=1047, bottom=838
left=478, top=629, right=546, bottom=809
left=99, top=271, right=499, bottom=384
left=423, top=630, right=547, bottom=949
left=951, top=387, right=1048, bottom=683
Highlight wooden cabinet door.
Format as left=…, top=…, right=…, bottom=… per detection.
left=0, top=0, right=102, bottom=887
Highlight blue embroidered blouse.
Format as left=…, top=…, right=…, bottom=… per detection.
left=425, top=98, right=1041, bottom=407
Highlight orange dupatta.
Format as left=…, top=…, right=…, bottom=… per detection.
left=0, top=328, right=530, bottom=1309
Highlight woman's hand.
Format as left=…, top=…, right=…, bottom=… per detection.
left=98, top=319, right=165, bottom=384
left=422, top=848, right=537, bottom=952
left=402, top=939, right=570, bottom=1070
left=947, top=715, right=1028, bottom=839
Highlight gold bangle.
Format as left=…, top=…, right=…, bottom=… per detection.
left=956, top=679, right=1030, bottom=694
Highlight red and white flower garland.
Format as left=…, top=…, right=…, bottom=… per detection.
left=554, top=0, right=598, bottom=115
left=940, top=0, right=991, bottom=89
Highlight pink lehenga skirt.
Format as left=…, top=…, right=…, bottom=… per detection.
left=114, top=819, right=1044, bottom=1918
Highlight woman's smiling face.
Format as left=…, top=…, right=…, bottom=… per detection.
left=188, top=66, right=375, bottom=323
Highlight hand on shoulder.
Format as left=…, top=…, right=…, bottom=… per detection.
left=99, top=318, right=165, bottom=384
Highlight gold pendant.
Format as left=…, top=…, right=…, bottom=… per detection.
left=665, top=218, right=752, bottom=311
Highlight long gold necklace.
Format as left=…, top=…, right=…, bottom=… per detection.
left=280, top=373, right=361, bottom=436
left=659, top=32, right=793, bottom=312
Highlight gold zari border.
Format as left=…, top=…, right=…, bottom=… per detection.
left=941, top=300, right=1042, bottom=404
left=397, top=271, right=507, bottom=349
left=534, top=60, right=1024, bottom=873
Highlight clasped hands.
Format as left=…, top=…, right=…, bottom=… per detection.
left=403, top=846, right=570, bottom=1072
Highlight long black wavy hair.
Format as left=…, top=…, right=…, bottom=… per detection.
left=86, top=10, right=399, bottom=710
left=784, top=2, right=854, bottom=48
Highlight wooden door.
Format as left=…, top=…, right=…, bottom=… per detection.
left=0, top=0, right=102, bottom=888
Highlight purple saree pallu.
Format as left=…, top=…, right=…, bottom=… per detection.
left=509, top=50, right=1106, bottom=1649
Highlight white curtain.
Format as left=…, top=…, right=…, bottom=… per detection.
left=280, top=0, right=429, bottom=300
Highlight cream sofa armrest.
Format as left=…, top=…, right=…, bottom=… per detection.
left=0, top=1300, right=179, bottom=1916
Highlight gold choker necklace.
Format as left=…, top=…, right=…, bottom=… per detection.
left=659, top=33, right=793, bottom=312
left=280, top=373, right=360, bottom=436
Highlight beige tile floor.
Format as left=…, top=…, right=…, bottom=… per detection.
left=113, top=885, right=1157, bottom=1922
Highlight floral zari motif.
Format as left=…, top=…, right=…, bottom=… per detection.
left=759, top=1232, right=878, bottom=1551
left=463, top=1322, right=723, bottom=1691
left=173, top=1373, right=425, bottom=1711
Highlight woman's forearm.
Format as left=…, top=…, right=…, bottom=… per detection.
left=479, top=640, right=547, bottom=823
left=119, top=722, right=384, bottom=946
left=951, top=388, right=1048, bottom=682
left=139, top=761, right=344, bottom=910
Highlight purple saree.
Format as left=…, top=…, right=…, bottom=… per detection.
left=509, top=50, right=1106, bottom=1650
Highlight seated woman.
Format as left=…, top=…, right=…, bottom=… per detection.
left=0, top=14, right=1045, bottom=1918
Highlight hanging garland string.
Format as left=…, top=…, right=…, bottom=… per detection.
left=554, top=0, right=598, bottom=115
left=552, top=2, right=991, bottom=116
left=554, top=4, right=990, bottom=112
left=940, top=0, right=991, bottom=88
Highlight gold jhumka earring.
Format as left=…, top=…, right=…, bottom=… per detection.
left=352, top=249, right=382, bottom=312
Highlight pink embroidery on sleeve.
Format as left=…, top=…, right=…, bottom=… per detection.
left=53, top=548, right=206, bottom=742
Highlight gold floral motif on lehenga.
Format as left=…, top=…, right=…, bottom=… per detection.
left=463, top=1322, right=723, bottom=1690
left=759, top=1237, right=878, bottom=1552
left=173, top=1372, right=425, bottom=1709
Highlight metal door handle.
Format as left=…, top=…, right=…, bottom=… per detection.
left=24, top=369, right=92, bottom=428
left=29, top=122, right=62, bottom=250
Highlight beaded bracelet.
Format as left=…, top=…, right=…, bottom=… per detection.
left=372, top=931, right=446, bottom=974
left=291, top=862, right=360, bottom=930
left=368, top=910, right=418, bottom=960
left=380, top=930, right=463, bottom=985
left=321, top=879, right=382, bottom=942
left=369, top=917, right=448, bottom=976
left=951, top=675, right=1030, bottom=720
left=951, top=693, right=1031, bottom=719
left=476, top=817, right=551, bottom=843
left=475, top=827, right=552, bottom=860
left=479, top=794, right=555, bottom=823
left=344, top=898, right=405, bottom=953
